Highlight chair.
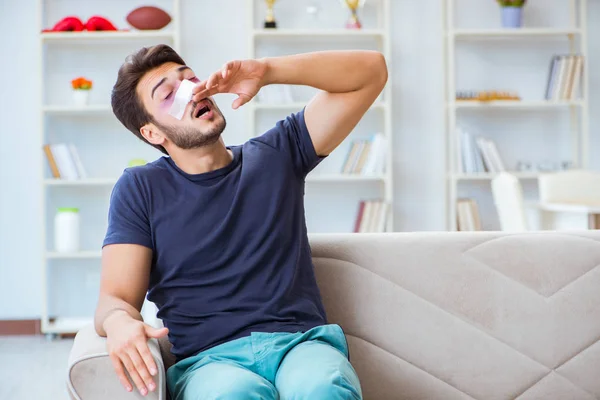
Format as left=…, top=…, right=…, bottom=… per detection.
left=491, top=172, right=528, bottom=231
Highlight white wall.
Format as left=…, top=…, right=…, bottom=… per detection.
left=0, top=0, right=598, bottom=319
left=0, top=0, right=44, bottom=319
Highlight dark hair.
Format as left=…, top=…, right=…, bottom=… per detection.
left=111, top=44, right=186, bottom=155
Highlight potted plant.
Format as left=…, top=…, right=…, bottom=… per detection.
left=71, top=77, right=93, bottom=106
left=497, top=0, right=526, bottom=28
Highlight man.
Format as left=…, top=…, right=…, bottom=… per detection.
left=96, top=44, right=387, bottom=399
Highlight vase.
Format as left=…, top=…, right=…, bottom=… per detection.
left=72, top=90, right=90, bottom=107
left=501, top=6, right=523, bottom=28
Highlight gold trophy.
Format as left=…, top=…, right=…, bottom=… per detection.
left=264, top=0, right=278, bottom=29
left=342, top=0, right=366, bottom=29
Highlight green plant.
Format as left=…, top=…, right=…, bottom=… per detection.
left=497, top=0, right=526, bottom=6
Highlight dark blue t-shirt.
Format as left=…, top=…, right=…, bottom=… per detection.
left=103, top=109, right=328, bottom=361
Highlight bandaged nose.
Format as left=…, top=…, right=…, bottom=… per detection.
left=169, top=79, right=197, bottom=120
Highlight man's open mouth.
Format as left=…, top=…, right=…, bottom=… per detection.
left=192, top=99, right=213, bottom=119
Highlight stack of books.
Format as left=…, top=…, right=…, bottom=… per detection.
left=457, top=198, right=481, bottom=231
left=457, top=128, right=505, bottom=174
left=341, top=133, right=386, bottom=175
left=354, top=200, right=388, bottom=233
left=43, top=143, right=87, bottom=180
left=545, top=54, right=584, bottom=101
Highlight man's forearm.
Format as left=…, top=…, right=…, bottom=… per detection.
left=94, top=294, right=143, bottom=336
left=261, top=50, right=387, bottom=94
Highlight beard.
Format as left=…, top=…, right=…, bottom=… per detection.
left=153, top=115, right=227, bottom=150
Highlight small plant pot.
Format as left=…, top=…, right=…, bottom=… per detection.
left=501, top=6, right=523, bottom=28
left=72, top=90, right=90, bottom=107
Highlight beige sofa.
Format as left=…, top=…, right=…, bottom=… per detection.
left=67, top=231, right=600, bottom=400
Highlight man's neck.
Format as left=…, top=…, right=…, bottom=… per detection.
left=168, top=140, right=233, bottom=175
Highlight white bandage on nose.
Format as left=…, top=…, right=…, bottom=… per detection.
left=169, top=79, right=197, bottom=120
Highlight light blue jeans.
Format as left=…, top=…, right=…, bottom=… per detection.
left=166, top=324, right=362, bottom=400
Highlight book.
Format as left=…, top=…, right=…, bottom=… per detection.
left=458, top=128, right=505, bottom=174
left=545, top=54, right=584, bottom=101
left=341, top=133, right=386, bottom=175
left=43, top=144, right=60, bottom=178
left=544, top=55, right=560, bottom=100
left=43, top=143, right=87, bottom=180
left=457, top=198, right=481, bottom=231
left=69, top=143, right=87, bottom=179
left=475, top=138, right=505, bottom=173
left=354, top=200, right=388, bottom=233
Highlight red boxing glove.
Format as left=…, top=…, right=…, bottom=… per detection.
left=48, top=16, right=85, bottom=32
left=85, top=16, right=118, bottom=31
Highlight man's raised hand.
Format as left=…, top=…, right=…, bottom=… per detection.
left=192, top=59, right=268, bottom=110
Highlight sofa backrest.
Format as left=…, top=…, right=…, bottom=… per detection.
left=309, top=231, right=600, bottom=400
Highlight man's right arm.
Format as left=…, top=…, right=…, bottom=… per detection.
left=95, top=243, right=167, bottom=396
left=95, top=244, right=149, bottom=336
left=97, top=171, right=167, bottom=396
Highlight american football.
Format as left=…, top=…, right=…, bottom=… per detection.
left=126, top=6, right=172, bottom=30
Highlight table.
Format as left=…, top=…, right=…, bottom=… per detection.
left=535, top=202, right=600, bottom=229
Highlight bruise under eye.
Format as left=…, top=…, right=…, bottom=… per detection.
left=160, top=92, right=175, bottom=111
left=158, top=78, right=195, bottom=113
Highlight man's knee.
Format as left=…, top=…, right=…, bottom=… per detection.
left=178, top=362, right=277, bottom=400
left=279, top=368, right=361, bottom=400
left=275, top=342, right=362, bottom=400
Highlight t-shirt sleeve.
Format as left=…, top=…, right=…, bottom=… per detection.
left=255, top=108, right=325, bottom=177
left=102, top=170, right=153, bottom=250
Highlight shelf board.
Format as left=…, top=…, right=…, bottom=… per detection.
left=44, top=317, right=94, bottom=334
left=43, top=104, right=112, bottom=115
left=306, top=174, right=385, bottom=182
left=253, top=29, right=385, bottom=38
left=252, top=102, right=388, bottom=110
left=452, top=172, right=540, bottom=181
left=451, top=28, right=581, bottom=39
left=41, top=30, right=175, bottom=42
left=45, top=175, right=385, bottom=185
left=46, top=251, right=102, bottom=259
left=44, top=178, right=117, bottom=186
left=450, top=101, right=583, bottom=110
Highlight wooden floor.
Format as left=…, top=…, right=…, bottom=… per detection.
left=0, top=335, right=74, bottom=399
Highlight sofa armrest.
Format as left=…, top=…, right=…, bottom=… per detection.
left=67, top=325, right=167, bottom=400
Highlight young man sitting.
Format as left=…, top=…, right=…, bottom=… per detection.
left=95, top=44, right=387, bottom=399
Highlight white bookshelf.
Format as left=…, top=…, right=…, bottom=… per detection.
left=442, top=0, right=589, bottom=231
left=45, top=317, right=95, bottom=334
left=450, top=100, right=583, bottom=109
left=44, top=174, right=387, bottom=188
left=39, top=0, right=181, bottom=336
left=251, top=29, right=386, bottom=38
left=451, top=28, right=582, bottom=38
left=250, top=101, right=389, bottom=111
left=42, top=105, right=112, bottom=115
left=247, top=0, right=394, bottom=232
left=306, top=174, right=386, bottom=183
left=46, top=251, right=103, bottom=259
left=43, top=178, right=118, bottom=186
left=41, top=30, right=177, bottom=42
left=451, top=172, right=541, bottom=181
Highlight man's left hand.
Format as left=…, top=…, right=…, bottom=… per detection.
left=192, top=59, right=268, bottom=110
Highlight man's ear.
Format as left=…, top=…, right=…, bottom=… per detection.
left=140, top=123, right=166, bottom=147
